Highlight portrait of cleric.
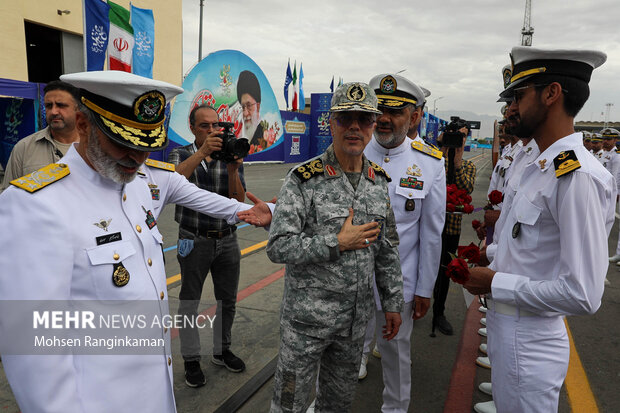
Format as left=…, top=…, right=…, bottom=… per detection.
left=237, top=70, right=267, bottom=153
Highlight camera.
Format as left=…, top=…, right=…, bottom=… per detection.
left=210, top=122, right=250, bottom=163
left=441, top=117, right=469, bottom=148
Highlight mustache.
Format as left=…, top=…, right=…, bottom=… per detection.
left=376, top=122, right=392, bottom=129
left=117, top=158, right=141, bottom=168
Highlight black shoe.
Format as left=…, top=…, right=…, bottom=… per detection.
left=184, top=360, right=206, bottom=388
left=211, top=350, right=246, bottom=373
left=432, top=315, right=454, bottom=336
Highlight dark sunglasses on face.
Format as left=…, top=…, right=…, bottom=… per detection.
left=333, top=112, right=377, bottom=128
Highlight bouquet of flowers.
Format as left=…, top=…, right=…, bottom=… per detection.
left=484, top=190, right=503, bottom=210
left=446, top=184, right=474, bottom=214
left=445, top=243, right=481, bottom=284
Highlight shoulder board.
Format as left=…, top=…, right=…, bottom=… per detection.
left=553, top=150, right=581, bottom=178
left=424, top=140, right=440, bottom=150
left=370, top=161, right=391, bottom=182
left=292, top=159, right=324, bottom=182
left=10, top=163, right=70, bottom=193
left=616, top=150, right=620, bottom=154
left=145, top=159, right=175, bottom=172
left=411, top=140, right=442, bottom=160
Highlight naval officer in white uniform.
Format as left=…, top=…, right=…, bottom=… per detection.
left=363, top=74, right=446, bottom=412
left=0, top=71, right=272, bottom=413
left=465, top=47, right=614, bottom=413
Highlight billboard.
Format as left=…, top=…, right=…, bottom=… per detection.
left=165, top=50, right=283, bottom=162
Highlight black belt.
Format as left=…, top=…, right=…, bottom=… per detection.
left=192, top=226, right=236, bottom=239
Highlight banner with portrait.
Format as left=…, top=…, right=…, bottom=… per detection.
left=309, top=93, right=333, bottom=157
left=164, top=50, right=284, bottom=162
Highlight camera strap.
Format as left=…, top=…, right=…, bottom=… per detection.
left=192, top=142, right=209, bottom=174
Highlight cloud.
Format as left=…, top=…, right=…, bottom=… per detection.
left=182, top=0, right=620, bottom=122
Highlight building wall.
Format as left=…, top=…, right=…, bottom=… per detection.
left=0, top=0, right=182, bottom=85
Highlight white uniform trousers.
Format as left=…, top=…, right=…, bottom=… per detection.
left=374, top=300, right=414, bottom=413
left=487, top=309, right=569, bottom=413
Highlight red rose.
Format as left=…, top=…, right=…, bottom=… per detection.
left=463, top=195, right=472, bottom=204
left=457, top=242, right=481, bottom=264
left=446, top=203, right=456, bottom=212
left=455, top=189, right=467, bottom=198
left=463, top=204, right=474, bottom=214
left=488, top=190, right=503, bottom=205
left=446, top=258, right=470, bottom=284
left=472, top=220, right=481, bottom=229
left=447, top=195, right=458, bottom=205
left=447, top=184, right=457, bottom=193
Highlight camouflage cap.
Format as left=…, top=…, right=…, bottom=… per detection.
left=330, top=82, right=382, bottom=114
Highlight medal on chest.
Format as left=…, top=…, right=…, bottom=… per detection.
left=405, top=199, right=416, bottom=211
left=142, top=206, right=157, bottom=229
left=112, top=262, right=130, bottom=287
left=148, top=183, right=160, bottom=200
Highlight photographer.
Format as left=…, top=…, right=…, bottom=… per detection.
left=168, top=103, right=247, bottom=388
left=432, top=121, right=477, bottom=335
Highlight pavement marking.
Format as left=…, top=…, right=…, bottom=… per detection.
left=565, top=320, right=600, bottom=413
left=166, top=240, right=269, bottom=286
left=169, top=268, right=285, bottom=339
left=443, top=299, right=482, bottom=412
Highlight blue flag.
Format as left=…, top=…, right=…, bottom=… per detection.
left=299, top=63, right=305, bottom=111
left=84, top=0, right=110, bottom=71
left=284, top=60, right=293, bottom=109
left=130, top=5, right=155, bottom=78
left=330, top=76, right=334, bottom=92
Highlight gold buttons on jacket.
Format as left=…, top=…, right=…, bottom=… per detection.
left=136, top=225, right=142, bottom=233
left=123, top=194, right=127, bottom=202
left=113, top=253, right=120, bottom=261
left=148, top=258, right=152, bottom=266
left=160, top=291, right=164, bottom=300
left=384, top=157, right=390, bottom=163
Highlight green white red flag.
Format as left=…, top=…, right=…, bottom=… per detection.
left=107, top=1, right=134, bottom=72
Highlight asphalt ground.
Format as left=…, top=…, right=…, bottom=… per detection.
left=1, top=147, right=619, bottom=412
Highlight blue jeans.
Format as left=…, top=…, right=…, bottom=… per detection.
left=177, top=227, right=241, bottom=361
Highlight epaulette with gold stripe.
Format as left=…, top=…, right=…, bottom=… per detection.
left=145, top=159, right=175, bottom=172
left=10, top=163, right=70, bottom=193
left=292, top=159, right=324, bottom=182
left=616, top=149, right=620, bottom=154
left=553, top=150, right=581, bottom=178
left=370, top=161, right=392, bottom=182
left=411, top=140, right=442, bottom=160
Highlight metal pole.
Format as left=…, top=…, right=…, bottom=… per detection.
left=198, top=0, right=204, bottom=62
left=433, top=96, right=444, bottom=117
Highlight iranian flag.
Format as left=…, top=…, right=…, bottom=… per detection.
left=107, top=1, right=134, bottom=72
left=291, top=62, right=298, bottom=111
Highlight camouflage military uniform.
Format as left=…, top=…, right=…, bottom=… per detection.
left=267, top=144, right=404, bottom=413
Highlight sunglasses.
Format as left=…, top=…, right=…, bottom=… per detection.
left=333, top=112, right=377, bottom=128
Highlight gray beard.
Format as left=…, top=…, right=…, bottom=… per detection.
left=244, top=120, right=258, bottom=139
left=86, top=129, right=139, bottom=184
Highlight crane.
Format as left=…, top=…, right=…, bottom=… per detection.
left=521, top=0, right=534, bottom=46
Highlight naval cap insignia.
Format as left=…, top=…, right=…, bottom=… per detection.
left=134, top=91, right=165, bottom=123
left=346, top=84, right=366, bottom=102
left=380, top=75, right=397, bottom=94
left=94, top=218, right=112, bottom=232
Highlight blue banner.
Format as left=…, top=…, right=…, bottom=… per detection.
left=281, top=111, right=310, bottom=164
left=130, top=4, right=154, bottom=78
left=0, top=97, right=36, bottom=168
left=84, top=0, right=110, bottom=71
left=310, top=93, right=333, bottom=157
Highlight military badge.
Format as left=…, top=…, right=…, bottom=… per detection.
left=134, top=91, right=165, bottom=123
left=149, top=184, right=160, bottom=200
left=112, top=262, right=130, bottom=287
left=325, top=164, right=337, bottom=176
left=346, top=84, right=366, bottom=102
left=503, top=66, right=512, bottom=89
left=405, top=199, right=416, bottom=211
left=538, top=159, right=547, bottom=170
left=407, top=165, right=422, bottom=177
left=374, top=218, right=385, bottom=240
left=368, top=166, right=375, bottom=181
left=400, top=177, right=424, bottom=190
left=553, top=150, right=581, bottom=178
left=94, top=218, right=112, bottom=232
left=96, top=232, right=122, bottom=246
left=380, top=75, right=397, bottom=94
left=142, top=206, right=157, bottom=229
left=294, top=159, right=325, bottom=181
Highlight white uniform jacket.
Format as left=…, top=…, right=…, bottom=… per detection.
left=486, top=139, right=540, bottom=262
left=599, top=149, right=620, bottom=194
left=489, top=133, right=616, bottom=316
left=365, top=136, right=446, bottom=304
left=488, top=141, right=523, bottom=210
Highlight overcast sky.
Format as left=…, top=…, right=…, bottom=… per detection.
left=181, top=0, right=620, bottom=126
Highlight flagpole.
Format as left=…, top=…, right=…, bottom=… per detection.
left=82, top=0, right=87, bottom=70
left=198, top=0, right=204, bottom=62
